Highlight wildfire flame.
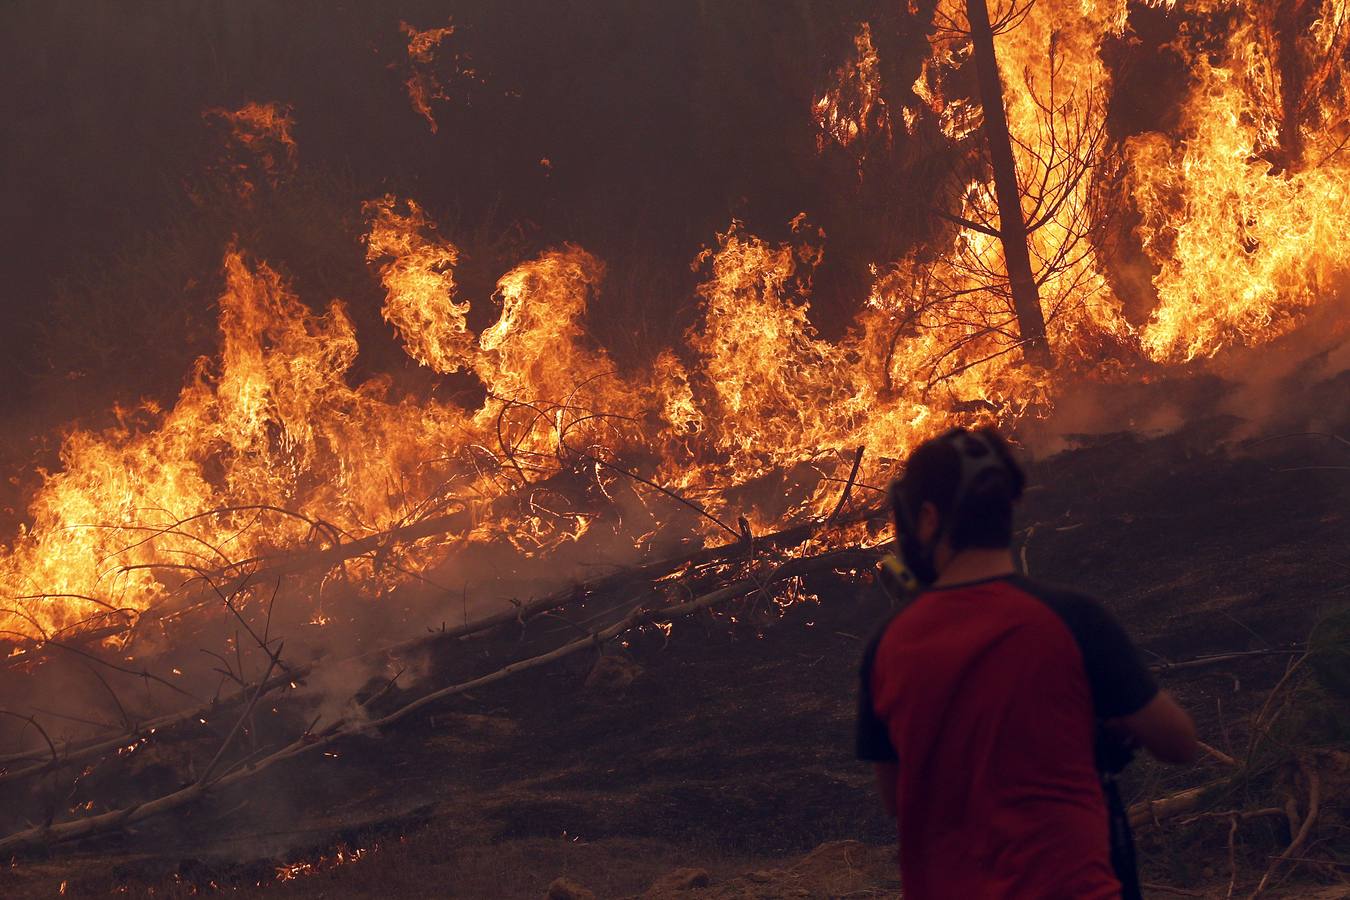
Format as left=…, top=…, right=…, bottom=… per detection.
left=814, top=22, right=891, bottom=151
left=201, top=101, right=298, bottom=200
left=1128, top=0, right=1350, bottom=360
left=364, top=196, right=473, bottom=374
left=399, top=19, right=481, bottom=133
left=3, top=2, right=1348, bottom=645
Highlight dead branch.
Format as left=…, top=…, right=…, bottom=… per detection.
left=0, top=711, right=57, bottom=769
left=79, top=659, right=133, bottom=732
left=1177, top=808, right=1287, bottom=827
left=0, top=502, right=883, bottom=778
left=0, top=666, right=288, bottom=783
left=825, top=447, right=865, bottom=525
left=927, top=205, right=1002, bottom=239
left=1248, top=758, right=1320, bottom=898
left=28, top=707, right=118, bottom=732
left=1199, top=740, right=1239, bottom=767
left=1149, top=648, right=1304, bottom=675
left=0, top=543, right=881, bottom=854
left=576, top=450, right=741, bottom=541
left=136, top=505, right=474, bottom=624
left=1246, top=652, right=1310, bottom=768
left=197, top=646, right=282, bottom=786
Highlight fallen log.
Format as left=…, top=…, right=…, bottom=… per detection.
left=0, top=510, right=1289, bottom=788
left=1138, top=884, right=1204, bottom=898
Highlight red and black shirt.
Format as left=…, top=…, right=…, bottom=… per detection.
left=857, top=575, right=1158, bottom=900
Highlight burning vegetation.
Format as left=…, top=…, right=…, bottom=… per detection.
left=397, top=18, right=483, bottom=133
left=200, top=102, right=299, bottom=201
left=4, top=0, right=1346, bottom=646
left=0, top=1, right=1348, bottom=895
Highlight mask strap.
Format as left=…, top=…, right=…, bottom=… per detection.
left=936, top=431, right=1006, bottom=547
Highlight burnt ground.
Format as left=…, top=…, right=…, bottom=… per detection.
left=2, top=368, right=1349, bottom=899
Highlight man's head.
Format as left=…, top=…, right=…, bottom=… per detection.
left=889, top=426, right=1025, bottom=584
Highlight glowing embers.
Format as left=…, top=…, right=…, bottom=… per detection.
left=275, top=840, right=380, bottom=882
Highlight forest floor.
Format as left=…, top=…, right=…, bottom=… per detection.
left=2, top=362, right=1348, bottom=899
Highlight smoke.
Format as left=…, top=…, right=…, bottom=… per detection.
left=1023, top=283, right=1350, bottom=461
left=1213, top=286, right=1350, bottom=440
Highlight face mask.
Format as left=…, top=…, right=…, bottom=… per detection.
left=877, top=550, right=921, bottom=600
left=890, top=486, right=940, bottom=589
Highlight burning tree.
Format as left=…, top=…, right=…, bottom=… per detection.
left=961, top=0, right=1052, bottom=366
left=816, top=1, right=1123, bottom=383
left=1254, top=0, right=1350, bottom=175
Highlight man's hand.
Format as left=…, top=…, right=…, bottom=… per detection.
left=1111, top=690, right=1198, bottom=764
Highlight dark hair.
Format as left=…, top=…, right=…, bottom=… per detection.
left=894, top=426, right=1026, bottom=550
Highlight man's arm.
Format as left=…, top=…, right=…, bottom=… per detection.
left=857, top=624, right=900, bottom=818
left=1113, top=690, right=1198, bottom=764
left=1049, top=589, right=1199, bottom=765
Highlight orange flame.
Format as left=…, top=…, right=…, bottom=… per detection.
left=400, top=20, right=458, bottom=133
left=0, top=250, right=475, bottom=638
left=814, top=22, right=891, bottom=151
left=202, top=101, right=298, bottom=199
left=364, top=196, right=473, bottom=374
left=5, top=3, right=1350, bottom=645
left=1127, top=0, right=1350, bottom=360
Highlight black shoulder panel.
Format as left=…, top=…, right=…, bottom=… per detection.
left=1010, top=576, right=1159, bottom=720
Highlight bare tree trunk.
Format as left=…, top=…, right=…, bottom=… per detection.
left=966, top=0, right=1053, bottom=367
left=1270, top=0, right=1314, bottom=172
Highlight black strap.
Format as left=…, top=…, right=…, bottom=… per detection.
left=1103, top=775, right=1142, bottom=900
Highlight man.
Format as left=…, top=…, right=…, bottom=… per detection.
left=858, top=427, right=1197, bottom=900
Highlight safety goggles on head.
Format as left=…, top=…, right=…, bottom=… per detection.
left=882, top=428, right=1011, bottom=594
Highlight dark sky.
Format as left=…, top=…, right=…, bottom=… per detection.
left=2, top=0, right=910, bottom=423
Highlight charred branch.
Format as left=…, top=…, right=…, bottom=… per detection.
left=0, top=504, right=887, bottom=783
left=0, top=544, right=884, bottom=854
